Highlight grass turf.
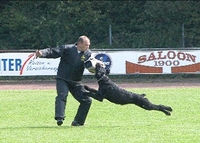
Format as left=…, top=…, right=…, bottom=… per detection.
left=0, top=88, right=199, bottom=143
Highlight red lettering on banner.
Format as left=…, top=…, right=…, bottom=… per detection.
left=177, top=52, right=185, bottom=60
left=185, top=53, right=196, bottom=62
left=158, top=51, right=166, bottom=59
left=167, top=51, right=176, bottom=59
left=147, top=52, right=156, bottom=61
left=154, top=60, right=180, bottom=66
left=138, top=55, right=146, bottom=63
left=138, top=51, right=196, bottom=64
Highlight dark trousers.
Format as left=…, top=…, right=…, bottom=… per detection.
left=55, top=78, right=92, bottom=125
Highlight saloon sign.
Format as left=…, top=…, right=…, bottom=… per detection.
left=126, top=50, right=200, bottom=74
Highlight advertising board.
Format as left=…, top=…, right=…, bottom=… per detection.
left=0, top=49, right=200, bottom=76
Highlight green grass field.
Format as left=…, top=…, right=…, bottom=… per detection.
left=0, top=87, right=199, bottom=143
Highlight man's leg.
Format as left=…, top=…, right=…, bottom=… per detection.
left=55, top=78, right=68, bottom=126
left=69, top=82, right=92, bottom=126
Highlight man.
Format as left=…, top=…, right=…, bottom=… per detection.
left=36, top=35, right=93, bottom=126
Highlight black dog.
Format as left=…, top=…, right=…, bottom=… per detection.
left=84, top=63, right=173, bottom=116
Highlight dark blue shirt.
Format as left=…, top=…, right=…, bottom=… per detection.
left=41, top=44, right=92, bottom=81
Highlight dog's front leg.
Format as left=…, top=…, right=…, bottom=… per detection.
left=84, top=85, right=98, bottom=93
left=84, top=85, right=103, bottom=102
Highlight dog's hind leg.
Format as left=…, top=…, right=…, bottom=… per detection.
left=133, top=97, right=172, bottom=116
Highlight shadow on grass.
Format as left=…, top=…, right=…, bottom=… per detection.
left=0, top=125, right=124, bottom=130
left=0, top=126, right=73, bottom=130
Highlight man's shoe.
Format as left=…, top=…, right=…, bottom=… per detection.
left=57, top=119, right=63, bottom=126
left=71, top=121, right=83, bottom=126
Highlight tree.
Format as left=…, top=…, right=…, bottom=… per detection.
left=0, top=1, right=200, bottom=50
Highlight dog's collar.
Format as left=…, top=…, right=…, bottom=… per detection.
left=97, top=75, right=107, bottom=82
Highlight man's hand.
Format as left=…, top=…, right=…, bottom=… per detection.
left=35, top=50, right=42, bottom=58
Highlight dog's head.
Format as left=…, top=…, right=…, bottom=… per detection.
left=95, top=63, right=110, bottom=80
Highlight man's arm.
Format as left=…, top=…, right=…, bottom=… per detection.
left=36, top=45, right=65, bottom=58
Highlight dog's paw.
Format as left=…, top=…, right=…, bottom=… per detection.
left=164, top=110, right=171, bottom=116
left=159, top=105, right=172, bottom=116
left=168, top=107, right=173, bottom=112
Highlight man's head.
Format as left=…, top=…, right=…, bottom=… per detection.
left=77, top=35, right=90, bottom=52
